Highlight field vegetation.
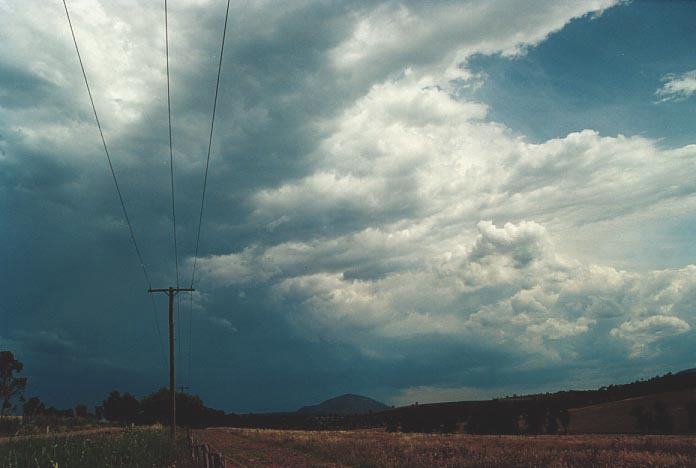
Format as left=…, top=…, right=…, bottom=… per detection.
left=0, top=427, right=190, bottom=468
left=196, top=427, right=696, bottom=467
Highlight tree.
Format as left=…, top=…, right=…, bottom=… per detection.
left=102, top=391, right=139, bottom=423
left=653, top=401, right=673, bottom=434
left=139, top=388, right=225, bottom=427
left=545, top=406, right=559, bottom=434
left=0, top=351, right=27, bottom=417
left=522, top=403, right=546, bottom=434
left=558, top=408, right=571, bottom=434
left=23, top=396, right=45, bottom=418
left=75, top=404, right=89, bottom=418
left=631, top=405, right=653, bottom=433
left=686, top=401, right=696, bottom=432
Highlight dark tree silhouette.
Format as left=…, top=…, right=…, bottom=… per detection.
left=441, top=414, right=458, bottom=433
left=631, top=402, right=672, bottom=434
left=522, top=403, right=546, bottom=434
left=653, top=401, right=673, bottom=434
left=385, top=417, right=398, bottom=432
left=75, top=404, right=89, bottom=418
left=686, top=401, right=696, bottom=432
left=103, top=391, right=139, bottom=423
left=45, top=406, right=74, bottom=418
left=558, top=408, right=571, bottom=434
left=466, top=403, right=519, bottom=434
left=138, top=388, right=226, bottom=428
left=631, top=405, right=652, bottom=432
left=546, top=407, right=560, bottom=434
left=23, top=396, right=45, bottom=418
left=0, top=351, right=27, bottom=417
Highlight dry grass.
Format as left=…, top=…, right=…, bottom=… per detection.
left=196, top=427, right=696, bottom=467
left=0, top=427, right=191, bottom=468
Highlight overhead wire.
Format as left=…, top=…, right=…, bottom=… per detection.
left=62, top=0, right=166, bottom=368
left=62, top=0, right=153, bottom=290
left=164, top=0, right=183, bottom=389
left=189, top=0, right=231, bottom=290
left=64, top=0, right=232, bottom=392
left=177, top=292, right=182, bottom=372
left=187, top=290, right=193, bottom=390
left=165, top=0, right=180, bottom=289
left=187, top=0, right=232, bottom=390
left=150, top=293, right=168, bottom=370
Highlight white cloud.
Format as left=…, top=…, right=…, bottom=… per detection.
left=254, top=79, right=696, bottom=239
left=191, top=0, right=696, bottom=372
left=656, top=70, right=696, bottom=102
left=611, top=315, right=690, bottom=357
left=331, top=0, right=619, bottom=84
left=199, top=219, right=696, bottom=364
left=206, top=316, right=238, bottom=333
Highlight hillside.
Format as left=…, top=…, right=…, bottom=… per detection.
left=297, top=394, right=389, bottom=416
left=569, top=388, right=696, bottom=434
left=226, top=370, right=696, bottom=433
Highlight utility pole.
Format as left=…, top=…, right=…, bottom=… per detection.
left=149, top=286, right=194, bottom=438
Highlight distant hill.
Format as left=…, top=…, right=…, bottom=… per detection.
left=227, top=369, right=696, bottom=433
left=569, top=388, right=696, bottom=433
left=297, top=394, right=389, bottom=416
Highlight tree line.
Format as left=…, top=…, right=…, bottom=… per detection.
left=0, top=351, right=226, bottom=433
left=6, top=349, right=696, bottom=434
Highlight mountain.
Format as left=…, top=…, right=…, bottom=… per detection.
left=297, top=394, right=390, bottom=416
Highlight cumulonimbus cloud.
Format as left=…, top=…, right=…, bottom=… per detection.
left=6, top=0, right=696, bottom=406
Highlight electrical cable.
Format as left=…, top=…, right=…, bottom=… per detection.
left=165, top=0, right=180, bottom=289
left=62, top=0, right=153, bottom=290
left=186, top=0, right=232, bottom=391
left=189, top=0, right=231, bottom=290
left=63, top=0, right=167, bottom=368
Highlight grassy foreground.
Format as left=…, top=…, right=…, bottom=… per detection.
left=0, top=427, right=190, bottom=468
left=197, top=427, right=696, bottom=467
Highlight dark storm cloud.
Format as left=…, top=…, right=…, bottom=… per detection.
left=4, top=0, right=696, bottom=414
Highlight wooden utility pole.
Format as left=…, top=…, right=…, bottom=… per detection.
left=149, top=286, right=194, bottom=438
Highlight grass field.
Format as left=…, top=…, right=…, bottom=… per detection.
left=0, top=426, right=190, bottom=468
left=195, top=427, right=696, bottom=467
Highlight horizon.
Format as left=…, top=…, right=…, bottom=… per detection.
left=3, top=0, right=696, bottom=414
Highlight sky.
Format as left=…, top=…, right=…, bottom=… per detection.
left=2, top=0, right=696, bottom=413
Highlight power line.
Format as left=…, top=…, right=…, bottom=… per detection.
left=62, top=0, right=153, bottom=290
left=189, top=0, right=231, bottom=290
left=187, top=290, right=193, bottom=388
left=185, top=0, right=232, bottom=392
left=177, top=292, right=181, bottom=367
left=165, top=0, right=180, bottom=288
left=63, top=0, right=167, bottom=370
left=150, top=293, right=167, bottom=370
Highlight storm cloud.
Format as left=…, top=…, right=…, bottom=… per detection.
left=3, top=0, right=696, bottom=412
